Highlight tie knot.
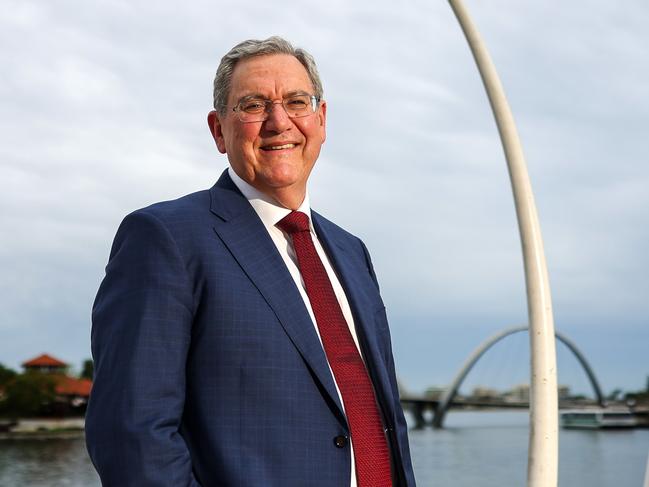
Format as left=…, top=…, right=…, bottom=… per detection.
left=277, top=211, right=310, bottom=235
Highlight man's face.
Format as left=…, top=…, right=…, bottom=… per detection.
left=208, top=54, right=327, bottom=206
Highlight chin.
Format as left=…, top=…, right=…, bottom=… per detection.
left=264, top=176, right=302, bottom=190
left=261, top=166, right=305, bottom=188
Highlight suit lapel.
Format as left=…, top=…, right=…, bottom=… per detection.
left=312, top=212, right=398, bottom=425
left=208, top=172, right=345, bottom=422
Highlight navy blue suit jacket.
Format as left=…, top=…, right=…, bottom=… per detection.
left=86, top=170, right=416, bottom=486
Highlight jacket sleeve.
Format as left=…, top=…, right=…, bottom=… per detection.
left=85, top=209, right=201, bottom=487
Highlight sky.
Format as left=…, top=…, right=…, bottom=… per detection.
left=1, top=0, right=647, bottom=397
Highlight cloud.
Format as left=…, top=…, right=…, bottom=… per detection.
left=1, top=0, right=647, bottom=392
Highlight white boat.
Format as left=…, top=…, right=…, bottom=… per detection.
left=560, top=409, right=638, bottom=429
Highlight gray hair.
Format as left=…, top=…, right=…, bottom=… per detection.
left=212, top=36, right=324, bottom=114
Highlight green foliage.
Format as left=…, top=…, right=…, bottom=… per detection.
left=0, top=371, right=57, bottom=418
left=621, top=378, right=649, bottom=404
left=80, top=359, right=93, bottom=380
left=0, top=363, right=17, bottom=387
left=606, top=388, right=622, bottom=401
left=625, top=390, right=649, bottom=404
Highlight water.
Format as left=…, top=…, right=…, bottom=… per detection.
left=0, top=434, right=99, bottom=487
left=409, top=411, right=649, bottom=486
left=0, top=412, right=647, bottom=486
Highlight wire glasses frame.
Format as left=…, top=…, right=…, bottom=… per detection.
left=232, top=94, right=320, bottom=123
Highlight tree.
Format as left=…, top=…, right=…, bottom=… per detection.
left=0, top=363, right=17, bottom=387
left=1, top=371, right=56, bottom=417
left=606, top=388, right=622, bottom=401
left=80, top=359, right=94, bottom=380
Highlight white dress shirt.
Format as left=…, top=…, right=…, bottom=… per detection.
left=228, top=167, right=360, bottom=487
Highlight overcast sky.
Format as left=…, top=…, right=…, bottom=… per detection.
left=1, top=0, right=647, bottom=396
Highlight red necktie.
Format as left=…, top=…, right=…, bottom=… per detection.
left=277, top=211, right=392, bottom=487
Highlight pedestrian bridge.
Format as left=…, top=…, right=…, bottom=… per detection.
left=400, top=325, right=606, bottom=428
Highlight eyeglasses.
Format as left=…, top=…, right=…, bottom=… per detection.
left=232, top=94, right=320, bottom=123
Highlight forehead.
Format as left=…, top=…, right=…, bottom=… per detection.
left=229, top=54, right=314, bottom=101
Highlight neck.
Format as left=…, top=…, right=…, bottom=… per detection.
left=267, top=187, right=306, bottom=210
left=227, top=166, right=308, bottom=210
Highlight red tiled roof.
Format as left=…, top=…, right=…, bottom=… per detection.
left=54, top=376, right=92, bottom=397
left=22, top=354, right=67, bottom=368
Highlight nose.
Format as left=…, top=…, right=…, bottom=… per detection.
left=264, top=101, right=292, bottom=132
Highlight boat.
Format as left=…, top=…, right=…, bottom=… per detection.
left=560, top=409, right=638, bottom=429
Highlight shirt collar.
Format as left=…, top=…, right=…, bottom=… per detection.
left=227, top=166, right=313, bottom=230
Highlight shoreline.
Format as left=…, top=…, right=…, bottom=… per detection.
left=0, top=429, right=85, bottom=440
left=0, top=417, right=85, bottom=440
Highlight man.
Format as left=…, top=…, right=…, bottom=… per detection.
left=86, top=36, right=416, bottom=487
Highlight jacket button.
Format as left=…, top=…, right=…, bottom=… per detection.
left=333, top=435, right=348, bottom=448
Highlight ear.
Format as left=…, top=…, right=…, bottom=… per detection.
left=318, top=100, right=327, bottom=144
left=207, top=110, right=227, bottom=154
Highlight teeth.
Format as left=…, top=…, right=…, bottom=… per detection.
left=265, top=143, right=295, bottom=150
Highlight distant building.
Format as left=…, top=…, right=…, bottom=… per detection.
left=471, top=386, right=500, bottom=399
left=424, top=386, right=446, bottom=400
left=504, top=383, right=530, bottom=402
left=558, top=385, right=571, bottom=400
left=21, top=354, right=92, bottom=412
left=22, top=354, right=68, bottom=374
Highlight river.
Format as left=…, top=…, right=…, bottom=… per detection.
left=0, top=412, right=647, bottom=486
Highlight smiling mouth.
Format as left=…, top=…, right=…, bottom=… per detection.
left=260, top=143, right=297, bottom=151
